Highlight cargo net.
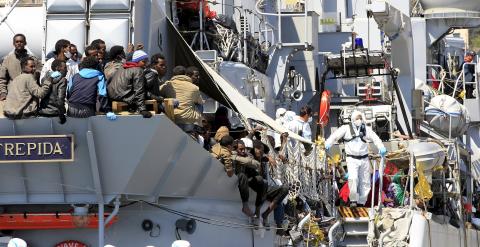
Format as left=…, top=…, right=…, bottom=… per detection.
left=261, top=133, right=329, bottom=202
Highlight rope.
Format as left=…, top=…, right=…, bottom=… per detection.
left=258, top=131, right=326, bottom=201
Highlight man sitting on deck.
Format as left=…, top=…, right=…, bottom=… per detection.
left=66, top=56, right=115, bottom=120
left=160, top=66, right=204, bottom=132
left=4, top=56, right=51, bottom=119
left=251, top=140, right=289, bottom=227
left=108, top=50, right=152, bottom=118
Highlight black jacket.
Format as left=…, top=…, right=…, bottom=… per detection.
left=38, top=76, right=66, bottom=116
left=142, top=68, right=165, bottom=101
left=107, top=66, right=146, bottom=111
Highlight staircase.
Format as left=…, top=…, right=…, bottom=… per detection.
left=339, top=217, right=369, bottom=247
left=336, top=207, right=370, bottom=247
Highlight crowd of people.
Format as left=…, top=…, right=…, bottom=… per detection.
left=0, top=33, right=323, bottom=235
left=0, top=33, right=203, bottom=122
left=0, top=33, right=394, bottom=238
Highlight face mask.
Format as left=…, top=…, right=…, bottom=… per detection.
left=64, top=51, right=72, bottom=59
left=354, top=119, right=362, bottom=127
left=308, top=116, right=313, bottom=123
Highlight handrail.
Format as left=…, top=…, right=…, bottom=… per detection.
left=426, top=64, right=446, bottom=93
left=409, top=152, right=415, bottom=210
left=453, top=62, right=477, bottom=97
left=452, top=69, right=464, bottom=97
left=0, top=0, right=21, bottom=26
left=254, top=0, right=309, bottom=46
left=377, top=157, right=386, bottom=210
left=328, top=220, right=341, bottom=247
left=369, top=159, right=377, bottom=216
left=461, top=62, right=478, bottom=99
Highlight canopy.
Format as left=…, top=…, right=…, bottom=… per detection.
left=167, top=19, right=311, bottom=143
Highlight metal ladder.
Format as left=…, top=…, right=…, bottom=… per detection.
left=340, top=217, right=369, bottom=247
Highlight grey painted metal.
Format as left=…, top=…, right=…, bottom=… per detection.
left=98, top=202, right=105, bottom=247
left=50, top=119, right=66, bottom=203
left=12, top=121, right=29, bottom=203
left=87, top=127, right=106, bottom=247
left=86, top=130, right=104, bottom=204
left=0, top=115, right=235, bottom=205
left=151, top=135, right=188, bottom=197
left=14, top=199, right=275, bottom=246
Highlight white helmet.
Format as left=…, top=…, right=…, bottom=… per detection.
left=104, top=245, right=115, bottom=247
left=172, top=240, right=191, bottom=247
left=8, top=238, right=27, bottom=247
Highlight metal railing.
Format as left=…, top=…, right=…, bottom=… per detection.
left=452, top=62, right=477, bottom=97
left=255, top=0, right=309, bottom=47
left=426, top=64, right=446, bottom=93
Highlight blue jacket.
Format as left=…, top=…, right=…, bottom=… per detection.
left=67, top=69, right=110, bottom=112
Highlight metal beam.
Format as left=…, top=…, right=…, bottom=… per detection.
left=86, top=128, right=105, bottom=247
left=11, top=121, right=29, bottom=203
left=50, top=119, right=66, bottom=203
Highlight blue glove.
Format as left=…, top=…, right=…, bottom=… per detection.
left=173, top=99, right=180, bottom=108
left=379, top=147, right=387, bottom=157
left=325, top=143, right=331, bottom=151
left=344, top=173, right=349, bottom=180
left=106, top=112, right=117, bottom=121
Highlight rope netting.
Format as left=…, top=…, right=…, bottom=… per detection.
left=261, top=133, right=330, bottom=203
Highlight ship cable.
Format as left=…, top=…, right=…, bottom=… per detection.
left=138, top=200, right=277, bottom=230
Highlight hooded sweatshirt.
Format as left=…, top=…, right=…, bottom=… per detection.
left=67, top=68, right=110, bottom=112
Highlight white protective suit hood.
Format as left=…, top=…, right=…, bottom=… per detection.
left=350, top=110, right=366, bottom=125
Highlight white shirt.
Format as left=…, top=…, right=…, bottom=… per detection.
left=40, top=58, right=79, bottom=83
left=66, top=58, right=79, bottom=81
left=287, top=116, right=312, bottom=141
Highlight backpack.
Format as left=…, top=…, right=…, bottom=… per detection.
left=342, top=123, right=367, bottom=143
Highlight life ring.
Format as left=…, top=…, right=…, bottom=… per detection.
left=319, top=90, right=331, bottom=126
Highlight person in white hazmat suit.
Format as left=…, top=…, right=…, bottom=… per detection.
left=325, top=110, right=387, bottom=207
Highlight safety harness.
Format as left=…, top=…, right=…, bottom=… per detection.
left=342, top=123, right=369, bottom=159
left=342, top=123, right=367, bottom=143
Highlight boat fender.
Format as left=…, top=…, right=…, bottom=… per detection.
left=142, top=219, right=154, bottom=231
left=319, top=90, right=331, bottom=126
